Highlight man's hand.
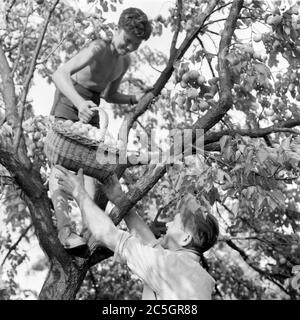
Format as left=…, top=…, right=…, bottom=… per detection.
left=102, top=174, right=126, bottom=206
left=134, top=92, right=144, bottom=103
left=55, top=165, right=86, bottom=200
left=77, top=100, right=98, bottom=123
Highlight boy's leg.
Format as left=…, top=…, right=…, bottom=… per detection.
left=81, top=175, right=99, bottom=253
left=49, top=166, right=87, bottom=250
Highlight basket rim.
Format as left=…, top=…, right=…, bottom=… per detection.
left=50, top=123, right=120, bottom=154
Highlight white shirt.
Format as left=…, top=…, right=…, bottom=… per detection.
left=114, top=231, right=215, bottom=300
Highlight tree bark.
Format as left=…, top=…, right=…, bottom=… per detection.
left=39, top=258, right=88, bottom=300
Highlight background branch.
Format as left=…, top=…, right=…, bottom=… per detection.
left=205, top=121, right=300, bottom=145
left=13, top=0, right=60, bottom=152
left=225, top=239, right=291, bottom=296
left=1, top=223, right=33, bottom=267
left=170, top=0, right=182, bottom=54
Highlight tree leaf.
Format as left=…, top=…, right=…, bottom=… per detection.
left=220, top=135, right=231, bottom=152
left=254, top=62, right=272, bottom=79
left=281, top=136, right=292, bottom=150
left=257, top=149, right=269, bottom=164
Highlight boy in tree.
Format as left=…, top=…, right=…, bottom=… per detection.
left=49, top=8, right=152, bottom=254
left=55, top=165, right=219, bottom=299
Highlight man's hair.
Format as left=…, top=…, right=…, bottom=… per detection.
left=183, top=209, right=219, bottom=254
left=118, top=7, right=152, bottom=40
left=179, top=195, right=219, bottom=254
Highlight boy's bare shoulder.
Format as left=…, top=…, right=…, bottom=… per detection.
left=87, top=39, right=109, bottom=54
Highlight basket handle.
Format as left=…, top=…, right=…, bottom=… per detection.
left=94, top=107, right=108, bottom=142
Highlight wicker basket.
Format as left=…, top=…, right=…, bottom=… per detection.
left=44, top=121, right=120, bottom=180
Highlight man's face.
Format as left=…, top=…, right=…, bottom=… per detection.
left=159, top=214, right=187, bottom=250
left=113, top=28, right=142, bottom=55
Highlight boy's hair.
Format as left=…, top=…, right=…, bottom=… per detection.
left=118, top=8, right=152, bottom=40
left=178, top=194, right=219, bottom=254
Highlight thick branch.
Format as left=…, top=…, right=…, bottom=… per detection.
left=89, top=164, right=167, bottom=266
left=193, top=0, right=243, bottom=132
left=109, top=164, right=167, bottom=225
left=0, top=141, right=71, bottom=266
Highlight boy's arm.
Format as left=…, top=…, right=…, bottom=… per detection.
left=103, top=56, right=141, bottom=105
left=52, top=40, right=105, bottom=122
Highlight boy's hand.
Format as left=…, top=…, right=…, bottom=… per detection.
left=55, top=165, right=86, bottom=200
left=77, top=100, right=97, bottom=123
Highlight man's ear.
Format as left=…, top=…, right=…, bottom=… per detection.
left=180, top=232, right=193, bottom=247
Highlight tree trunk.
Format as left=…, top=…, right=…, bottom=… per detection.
left=39, top=258, right=88, bottom=300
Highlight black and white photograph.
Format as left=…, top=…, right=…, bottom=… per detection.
left=0, top=0, right=299, bottom=304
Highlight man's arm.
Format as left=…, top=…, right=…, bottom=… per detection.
left=52, top=40, right=105, bottom=122
left=55, top=166, right=121, bottom=251
left=101, top=174, right=156, bottom=244
left=123, top=210, right=156, bottom=244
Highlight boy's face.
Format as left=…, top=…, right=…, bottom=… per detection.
left=113, top=27, right=142, bottom=55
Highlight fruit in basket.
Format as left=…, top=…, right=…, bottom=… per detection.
left=58, top=121, right=119, bottom=148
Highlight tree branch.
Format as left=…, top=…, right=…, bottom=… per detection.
left=196, top=35, right=216, bottom=78
left=5, top=0, right=17, bottom=23
left=170, top=0, right=182, bottom=55
left=13, top=0, right=60, bottom=152
left=1, top=223, right=33, bottom=267
left=225, top=239, right=291, bottom=296
left=10, top=2, right=31, bottom=76
left=0, top=41, right=18, bottom=123
left=0, top=141, right=71, bottom=266
left=205, top=120, right=300, bottom=145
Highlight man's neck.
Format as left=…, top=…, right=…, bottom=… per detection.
left=175, top=247, right=200, bottom=261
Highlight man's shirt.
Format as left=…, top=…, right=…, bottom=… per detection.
left=114, top=231, right=215, bottom=300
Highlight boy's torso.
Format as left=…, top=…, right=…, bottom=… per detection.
left=73, top=41, right=129, bottom=93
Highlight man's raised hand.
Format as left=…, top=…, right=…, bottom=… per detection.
left=55, top=165, right=86, bottom=200
left=102, top=174, right=126, bottom=206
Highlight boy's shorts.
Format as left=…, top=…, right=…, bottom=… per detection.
left=50, top=79, right=101, bottom=128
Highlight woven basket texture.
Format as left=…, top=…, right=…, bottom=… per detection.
left=44, top=124, right=118, bottom=179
